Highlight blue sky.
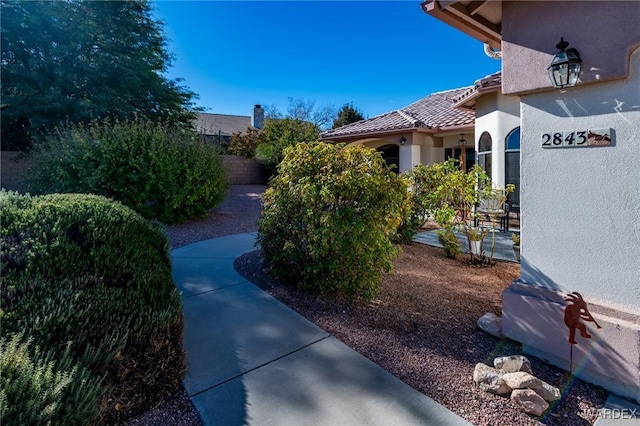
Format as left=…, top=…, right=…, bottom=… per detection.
left=152, top=1, right=501, bottom=119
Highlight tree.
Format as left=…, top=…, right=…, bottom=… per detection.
left=256, top=118, right=320, bottom=178
left=229, top=127, right=267, bottom=158
left=0, top=0, right=198, bottom=150
left=285, top=97, right=336, bottom=131
left=262, top=98, right=335, bottom=130
left=332, top=103, right=365, bottom=129
left=263, top=104, right=284, bottom=121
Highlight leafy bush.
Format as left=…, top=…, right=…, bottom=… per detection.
left=397, top=159, right=463, bottom=242
left=257, top=142, right=409, bottom=300
left=229, top=127, right=266, bottom=158
left=437, top=228, right=461, bottom=259
left=0, top=191, right=184, bottom=423
left=401, top=159, right=513, bottom=262
left=28, top=119, right=229, bottom=223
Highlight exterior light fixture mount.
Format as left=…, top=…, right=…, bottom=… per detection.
left=458, top=134, right=467, bottom=147
left=548, top=37, right=582, bottom=89
left=399, top=136, right=406, bottom=145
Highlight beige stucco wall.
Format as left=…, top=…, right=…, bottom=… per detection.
left=519, top=47, right=640, bottom=311
left=343, top=133, right=428, bottom=173
left=338, top=130, right=477, bottom=173
left=501, top=1, right=640, bottom=95
left=421, top=135, right=444, bottom=165
left=503, top=44, right=640, bottom=403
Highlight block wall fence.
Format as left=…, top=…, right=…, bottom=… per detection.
left=0, top=152, right=264, bottom=192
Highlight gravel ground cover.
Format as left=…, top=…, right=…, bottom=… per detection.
left=127, top=184, right=607, bottom=425
left=165, top=185, right=266, bottom=249
left=235, top=247, right=607, bottom=426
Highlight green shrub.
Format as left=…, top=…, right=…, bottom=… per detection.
left=257, top=142, right=409, bottom=300
left=0, top=334, right=104, bottom=426
left=0, top=191, right=184, bottom=422
left=397, top=159, right=461, bottom=242
left=437, top=228, right=461, bottom=259
left=28, top=119, right=229, bottom=223
left=229, top=127, right=266, bottom=158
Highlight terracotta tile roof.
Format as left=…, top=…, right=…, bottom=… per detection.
left=453, top=72, right=502, bottom=108
left=194, top=113, right=252, bottom=136
left=320, top=87, right=475, bottom=139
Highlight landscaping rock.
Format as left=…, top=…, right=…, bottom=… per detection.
left=477, top=312, right=502, bottom=338
left=502, top=371, right=560, bottom=402
left=502, top=371, right=537, bottom=388
left=494, top=355, right=533, bottom=374
left=510, top=389, right=549, bottom=417
left=473, top=363, right=511, bottom=395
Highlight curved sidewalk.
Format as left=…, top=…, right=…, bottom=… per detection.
left=171, top=233, right=471, bottom=426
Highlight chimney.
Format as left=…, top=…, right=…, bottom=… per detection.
left=252, top=104, right=264, bottom=129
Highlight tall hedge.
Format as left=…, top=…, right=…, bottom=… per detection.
left=257, top=142, right=410, bottom=300
left=0, top=191, right=184, bottom=424
left=28, top=119, right=229, bottom=223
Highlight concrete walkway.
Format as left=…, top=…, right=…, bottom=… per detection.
left=171, top=233, right=471, bottom=426
left=414, top=229, right=520, bottom=263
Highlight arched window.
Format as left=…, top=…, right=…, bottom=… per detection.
left=505, top=127, right=520, bottom=207
left=377, top=144, right=399, bottom=172
left=477, top=131, right=492, bottom=179
left=506, top=127, right=520, bottom=150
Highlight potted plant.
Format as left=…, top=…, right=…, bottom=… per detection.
left=466, top=226, right=487, bottom=257
left=511, top=233, right=521, bottom=262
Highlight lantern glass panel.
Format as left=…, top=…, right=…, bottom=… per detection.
left=549, top=63, right=570, bottom=88
left=567, top=62, right=581, bottom=86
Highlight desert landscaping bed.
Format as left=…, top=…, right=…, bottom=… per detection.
left=127, top=185, right=607, bottom=425
left=233, top=243, right=607, bottom=426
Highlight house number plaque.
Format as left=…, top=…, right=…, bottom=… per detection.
left=541, top=128, right=612, bottom=148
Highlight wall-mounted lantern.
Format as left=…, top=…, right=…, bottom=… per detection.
left=399, top=136, right=406, bottom=145
left=458, top=134, right=467, bottom=147
left=547, top=37, right=582, bottom=89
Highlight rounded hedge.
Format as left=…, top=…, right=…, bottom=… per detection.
left=257, top=142, right=410, bottom=300
left=28, top=119, right=230, bottom=223
left=0, top=191, right=184, bottom=424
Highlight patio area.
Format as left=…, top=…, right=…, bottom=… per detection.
left=414, top=227, right=520, bottom=263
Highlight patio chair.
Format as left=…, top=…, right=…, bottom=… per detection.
left=477, top=190, right=509, bottom=232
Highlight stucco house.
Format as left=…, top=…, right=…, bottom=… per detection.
left=320, top=71, right=522, bottom=208
left=320, top=87, right=475, bottom=173
left=423, top=0, right=640, bottom=403
left=454, top=72, right=521, bottom=208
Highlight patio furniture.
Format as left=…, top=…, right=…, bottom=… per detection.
left=477, top=190, right=509, bottom=233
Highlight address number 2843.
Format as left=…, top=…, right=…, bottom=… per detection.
left=541, top=128, right=612, bottom=148
left=541, top=131, right=587, bottom=148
